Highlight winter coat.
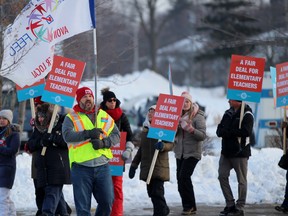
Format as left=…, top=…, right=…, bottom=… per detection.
left=174, top=109, right=206, bottom=160
left=0, top=125, right=20, bottom=189
left=216, top=104, right=254, bottom=158
left=130, top=127, right=174, bottom=182
left=27, top=115, right=71, bottom=188
left=100, top=101, right=133, bottom=142
left=114, top=112, right=133, bottom=142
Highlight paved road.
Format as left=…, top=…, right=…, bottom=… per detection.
left=125, top=204, right=285, bottom=216
left=17, top=204, right=285, bottom=216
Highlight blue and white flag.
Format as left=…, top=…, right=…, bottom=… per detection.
left=1, top=0, right=95, bottom=87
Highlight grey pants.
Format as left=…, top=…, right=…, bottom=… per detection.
left=218, top=154, right=248, bottom=209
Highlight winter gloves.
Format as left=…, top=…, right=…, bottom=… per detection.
left=154, top=141, right=164, bottom=150
left=122, top=141, right=134, bottom=161
left=42, top=133, right=54, bottom=147
left=282, top=121, right=288, bottom=129
left=83, top=128, right=111, bottom=150
left=91, top=138, right=111, bottom=150
left=129, top=166, right=137, bottom=179
left=84, top=128, right=103, bottom=140
left=180, top=120, right=195, bottom=133
left=41, top=132, right=65, bottom=147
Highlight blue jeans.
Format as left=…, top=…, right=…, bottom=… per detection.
left=71, top=163, right=114, bottom=216
left=42, top=185, right=68, bottom=216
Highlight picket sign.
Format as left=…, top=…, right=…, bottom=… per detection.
left=237, top=102, right=246, bottom=143
left=30, top=98, right=36, bottom=119
left=146, top=149, right=159, bottom=185
left=146, top=64, right=173, bottom=185
left=41, top=105, right=59, bottom=156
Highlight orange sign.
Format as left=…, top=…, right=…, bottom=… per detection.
left=41, top=55, right=86, bottom=107
left=228, top=55, right=265, bottom=93
left=45, top=55, right=85, bottom=96
left=109, top=132, right=127, bottom=176
left=276, top=62, right=288, bottom=98
left=148, top=94, right=184, bottom=142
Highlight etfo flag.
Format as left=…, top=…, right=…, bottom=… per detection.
left=0, top=0, right=95, bottom=87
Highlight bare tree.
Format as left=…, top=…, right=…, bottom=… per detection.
left=128, top=0, right=193, bottom=72
left=0, top=0, right=29, bottom=132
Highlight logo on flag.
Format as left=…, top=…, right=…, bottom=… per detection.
left=1, top=0, right=95, bottom=87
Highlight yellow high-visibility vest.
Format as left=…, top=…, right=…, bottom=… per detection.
left=67, top=109, right=114, bottom=166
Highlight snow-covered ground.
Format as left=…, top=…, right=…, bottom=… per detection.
left=12, top=70, right=286, bottom=213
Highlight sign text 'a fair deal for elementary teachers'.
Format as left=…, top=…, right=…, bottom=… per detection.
left=148, top=94, right=184, bottom=142
left=227, top=54, right=265, bottom=103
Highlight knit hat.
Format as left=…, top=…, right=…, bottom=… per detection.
left=35, top=103, right=53, bottom=130
left=149, top=105, right=156, bottom=111
left=0, top=109, right=13, bottom=123
left=101, top=87, right=116, bottom=102
left=34, top=96, right=44, bottom=106
left=181, top=91, right=193, bottom=103
left=76, top=87, right=94, bottom=103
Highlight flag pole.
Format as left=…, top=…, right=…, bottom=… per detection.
left=92, top=1, right=98, bottom=127
left=93, top=28, right=97, bottom=123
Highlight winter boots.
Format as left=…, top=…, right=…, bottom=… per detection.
left=181, top=207, right=196, bottom=215
left=219, top=205, right=244, bottom=216
left=275, top=205, right=288, bottom=214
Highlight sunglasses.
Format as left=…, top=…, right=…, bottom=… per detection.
left=107, top=98, right=116, bottom=102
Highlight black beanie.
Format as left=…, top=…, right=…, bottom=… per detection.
left=101, top=87, right=116, bottom=102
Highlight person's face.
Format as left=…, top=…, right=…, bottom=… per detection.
left=148, top=108, right=155, bottom=122
left=0, top=117, right=9, bottom=127
left=37, top=114, right=45, bottom=126
left=228, top=100, right=241, bottom=110
left=79, top=94, right=94, bottom=111
left=183, top=98, right=191, bottom=111
left=105, top=98, right=117, bottom=110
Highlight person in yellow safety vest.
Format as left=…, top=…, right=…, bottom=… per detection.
left=62, top=87, right=120, bottom=216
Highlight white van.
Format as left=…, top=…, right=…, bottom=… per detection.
left=252, top=72, right=283, bottom=148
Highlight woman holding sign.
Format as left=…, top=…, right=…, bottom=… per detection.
left=174, top=91, right=206, bottom=215
left=27, top=103, right=71, bottom=215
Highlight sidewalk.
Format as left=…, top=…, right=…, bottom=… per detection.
left=17, top=204, right=284, bottom=216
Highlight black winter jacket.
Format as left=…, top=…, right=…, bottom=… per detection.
left=27, top=115, right=71, bottom=188
left=115, top=112, right=133, bottom=142
left=216, top=104, right=254, bottom=158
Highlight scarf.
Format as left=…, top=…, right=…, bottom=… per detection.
left=0, top=127, right=7, bottom=146
left=105, top=107, right=123, bottom=121
left=143, top=114, right=151, bottom=128
left=180, top=102, right=200, bottom=123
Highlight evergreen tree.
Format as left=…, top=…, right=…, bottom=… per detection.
left=196, top=0, right=262, bottom=60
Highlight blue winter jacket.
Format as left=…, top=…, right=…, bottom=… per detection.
left=0, top=125, right=20, bottom=189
